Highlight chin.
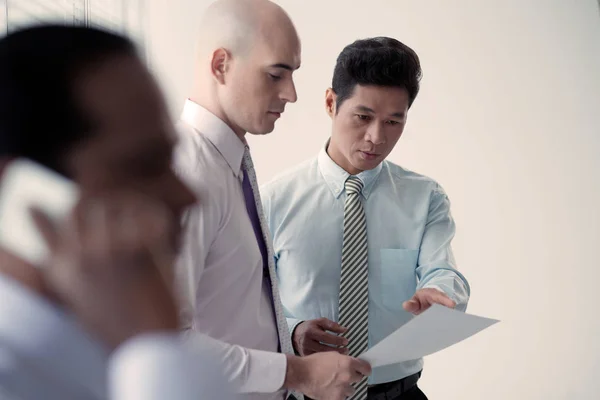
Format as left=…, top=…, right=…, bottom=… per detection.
left=252, top=123, right=276, bottom=135
left=353, top=158, right=379, bottom=172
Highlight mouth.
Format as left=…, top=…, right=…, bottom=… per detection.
left=268, top=111, right=282, bottom=118
left=359, top=151, right=380, bottom=161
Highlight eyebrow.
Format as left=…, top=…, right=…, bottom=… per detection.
left=355, top=105, right=405, bottom=118
left=270, top=63, right=299, bottom=71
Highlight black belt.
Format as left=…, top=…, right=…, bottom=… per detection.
left=369, top=371, right=421, bottom=400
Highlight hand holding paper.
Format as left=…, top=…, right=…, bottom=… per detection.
left=359, top=304, right=498, bottom=368
left=402, top=288, right=457, bottom=315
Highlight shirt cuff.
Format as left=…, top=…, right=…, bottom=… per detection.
left=423, top=284, right=445, bottom=294
left=422, top=284, right=466, bottom=312
left=286, top=318, right=304, bottom=354
left=244, top=348, right=287, bottom=393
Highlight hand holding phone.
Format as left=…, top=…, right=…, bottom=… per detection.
left=0, top=159, right=180, bottom=349
left=31, top=193, right=179, bottom=349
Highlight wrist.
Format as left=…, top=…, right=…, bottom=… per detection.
left=291, top=321, right=305, bottom=355
left=283, top=354, right=306, bottom=391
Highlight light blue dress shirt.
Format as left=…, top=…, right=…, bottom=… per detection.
left=260, top=142, right=471, bottom=385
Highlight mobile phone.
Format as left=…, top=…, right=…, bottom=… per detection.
left=0, top=158, right=79, bottom=266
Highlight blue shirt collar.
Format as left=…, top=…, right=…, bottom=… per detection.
left=317, top=139, right=383, bottom=200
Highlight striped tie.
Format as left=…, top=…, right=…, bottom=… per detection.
left=338, top=176, right=369, bottom=400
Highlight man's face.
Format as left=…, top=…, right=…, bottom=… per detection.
left=326, top=84, right=410, bottom=174
left=218, top=27, right=301, bottom=135
left=68, top=55, right=196, bottom=243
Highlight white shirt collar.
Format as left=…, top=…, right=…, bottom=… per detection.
left=317, top=139, right=383, bottom=200
left=180, top=99, right=246, bottom=178
left=0, top=273, right=109, bottom=398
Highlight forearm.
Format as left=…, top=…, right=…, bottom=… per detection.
left=182, top=329, right=287, bottom=394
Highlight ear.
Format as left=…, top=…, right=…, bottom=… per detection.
left=325, top=88, right=336, bottom=118
left=210, top=48, right=231, bottom=85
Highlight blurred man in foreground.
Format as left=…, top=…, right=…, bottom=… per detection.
left=0, top=24, right=229, bottom=400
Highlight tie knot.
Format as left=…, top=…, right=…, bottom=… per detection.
left=345, top=176, right=363, bottom=195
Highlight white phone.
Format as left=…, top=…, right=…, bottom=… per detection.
left=0, top=158, right=79, bottom=266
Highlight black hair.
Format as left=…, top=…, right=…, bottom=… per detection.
left=0, top=24, right=137, bottom=175
left=332, top=36, right=422, bottom=112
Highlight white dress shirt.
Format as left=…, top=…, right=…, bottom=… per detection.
left=0, top=273, right=227, bottom=400
left=173, top=100, right=288, bottom=400
left=109, top=334, right=233, bottom=400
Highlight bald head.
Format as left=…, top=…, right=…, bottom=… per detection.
left=191, top=0, right=301, bottom=137
left=196, top=0, right=298, bottom=58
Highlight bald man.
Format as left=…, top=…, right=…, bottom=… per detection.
left=172, top=1, right=372, bottom=400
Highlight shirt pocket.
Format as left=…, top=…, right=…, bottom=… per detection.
left=379, top=248, right=419, bottom=311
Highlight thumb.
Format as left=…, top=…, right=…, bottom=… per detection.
left=29, top=207, right=60, bottom=252
left=402, top=298, right=420, bottom=313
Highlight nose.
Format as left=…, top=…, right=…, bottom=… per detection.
left=366, top=123, right=386, bottom=145
left=281, top=77, right=298, bottom=104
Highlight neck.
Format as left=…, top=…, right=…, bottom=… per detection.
left=326, top=140, right=362, bottom=175
left=189, top=80, right=246, bottom=141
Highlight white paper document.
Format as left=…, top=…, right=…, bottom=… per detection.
left=359, top=304, right=499, bottom=368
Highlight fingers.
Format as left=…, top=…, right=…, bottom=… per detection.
left=317, top=318, right=348, bottom=334
left=343, top=385, right=356, bottom=398
left=83, top=200, right=114, bottom=259
left=351, top=358, right=372, bottom=378
left=403, top=289, right=457, bottom=315
left=312, top=329, right=349, bottom=348
left=31, top=192, right=173, bottom=265
left=29, top=207, right=60, bottom=252
left=402, top=298, right=421, bottom=313
left=81, top=194, right=171, bottom=256
left=415, top=288, right=456, bottom=309
left=433, top=292, right=456, bottom=308
left=305, top=341, right=349, bottom=355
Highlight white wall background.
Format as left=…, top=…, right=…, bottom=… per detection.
left=0, top=0, right=145, bottom=47
left=146, top=1, right=600, bottom=398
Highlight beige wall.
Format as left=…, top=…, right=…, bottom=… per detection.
left=146, top=1, right=600, bottom=398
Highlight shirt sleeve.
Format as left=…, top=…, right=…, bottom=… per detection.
left=108, top=333, right=236, bottom=400
left=173, top=178, right=288, bottom=395
left=182, top=330, right=288, bottom=394
left=416, top=184, right=471, bottom=312
left=174, top=200, right=215, bottom=332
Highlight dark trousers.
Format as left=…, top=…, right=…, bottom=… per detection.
left=368, top=384, right=428, bottom=400
left=302, top=380, right=427, bottom=400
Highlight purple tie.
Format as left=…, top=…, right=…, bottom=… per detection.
left=242, top=167, right=269, bottom=277
left=241, top=151, right=284, bottom=354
